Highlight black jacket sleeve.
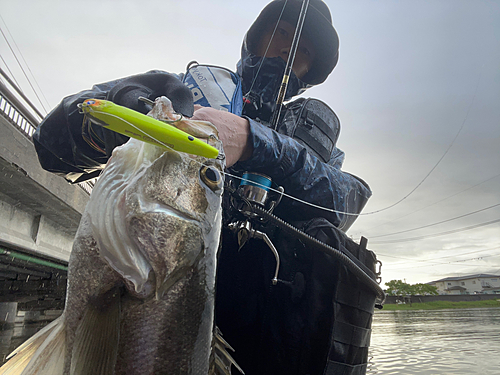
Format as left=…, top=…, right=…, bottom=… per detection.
left=32, top=71, right=192, bottom=183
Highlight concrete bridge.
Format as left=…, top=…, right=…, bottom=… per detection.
left=0, top=82, right=91, bottom=309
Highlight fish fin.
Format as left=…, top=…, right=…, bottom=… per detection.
left=213, top=327, right=244, bottom=375
left=0, top=315, right=66, bottom=375
left=70, top=287, right=121, bottom=375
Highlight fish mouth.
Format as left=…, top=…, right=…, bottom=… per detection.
left=139, top=200, right=201, bottom=223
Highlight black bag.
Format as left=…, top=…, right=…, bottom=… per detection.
left=216, top=214, right=380, bottom=375
left=278, top=98, right=341, bottom=163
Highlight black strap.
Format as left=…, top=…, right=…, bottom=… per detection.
left=304, top=110, right=339, bottom=143
left=333, top=320, right=372, bottom=348
left=336, top=282, right=377, bottom=314
left=325, top=361, right=368, bottom=375
left=295, top=127, right=331, bottom=162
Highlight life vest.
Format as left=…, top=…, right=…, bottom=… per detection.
left=182, top=63, right=243, bottom=115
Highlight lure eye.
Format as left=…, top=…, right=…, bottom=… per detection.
left=200, top=165, right=222, bottom=191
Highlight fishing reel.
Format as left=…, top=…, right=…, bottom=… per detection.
left=232, top=172, right=283, bottom=217
left=228, top=172, right=284, bottom=285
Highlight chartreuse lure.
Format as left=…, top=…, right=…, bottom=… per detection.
left=79, top=99, right=219, bottom=159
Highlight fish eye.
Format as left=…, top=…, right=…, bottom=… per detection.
left=200, top=165, right=223, bottom=191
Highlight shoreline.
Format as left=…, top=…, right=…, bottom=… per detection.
left=380, top=299, right=500, bottom=311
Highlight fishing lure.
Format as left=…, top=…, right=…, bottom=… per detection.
left=79, top=99, right=219, bottom=159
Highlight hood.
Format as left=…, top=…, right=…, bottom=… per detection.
left=238, top=0, right=340, bottom=122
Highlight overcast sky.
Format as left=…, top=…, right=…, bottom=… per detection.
left=1, top=0, right=499, bottom=287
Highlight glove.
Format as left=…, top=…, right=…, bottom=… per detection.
left=107, top=72, right=194, bottom=117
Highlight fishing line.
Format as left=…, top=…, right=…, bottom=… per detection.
left=85, top=85, right=488, bottom=221
left=378, top=246, right=500, bottom=266
left=382, top=252, right=500, bottom=270
left=370, top=218, right=500, bottom=244
left=359, top=69, right=483, bottom=218
left=85, top=108, right=367, bottom=217
left=362, top=173, right=500, bottom=234
left=369, top=202, right=500, bottom=239
left=241, top=67, right=484, bottom=219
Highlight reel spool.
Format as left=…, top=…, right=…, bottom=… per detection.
left=237, top=172, right=272, bottom=206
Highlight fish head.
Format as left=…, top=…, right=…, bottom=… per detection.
left=86, top=97, right=225, bottom=299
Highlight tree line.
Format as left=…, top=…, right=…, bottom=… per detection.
left=384, top=279, right=438, bottom=296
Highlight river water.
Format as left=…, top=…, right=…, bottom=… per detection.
left=368, top=307, right=500, bottom=374
left=2, top=304, right=500, bottom=373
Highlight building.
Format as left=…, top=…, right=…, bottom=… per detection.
left=429, top=274, right=500, bottom=295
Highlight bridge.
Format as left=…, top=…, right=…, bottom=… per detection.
left=0, top=78, right=91, bottom=310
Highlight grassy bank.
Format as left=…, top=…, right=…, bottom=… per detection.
left=381, top=299, right=500, bottom=311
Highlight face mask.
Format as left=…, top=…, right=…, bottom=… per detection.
left=238, top=54, right=309, bottom=122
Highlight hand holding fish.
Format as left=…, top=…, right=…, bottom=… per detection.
left=191, top=106, right=254, bottom=168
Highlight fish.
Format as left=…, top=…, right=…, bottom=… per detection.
left=0, top=96, right=239, bottom=375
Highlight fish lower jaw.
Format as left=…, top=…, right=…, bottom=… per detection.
left=142, top=202, right=199, bottom=223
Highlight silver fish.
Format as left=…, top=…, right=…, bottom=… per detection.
left=0, top=97, right=237, bottom=375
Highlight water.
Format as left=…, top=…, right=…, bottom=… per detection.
left=368, top=307, right=500, bottom=374
left=2, top=303, right=500, bottom=373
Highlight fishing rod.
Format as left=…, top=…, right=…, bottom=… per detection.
left=270, top=0, right=310, bottom=130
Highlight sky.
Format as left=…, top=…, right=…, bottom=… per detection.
left=1, top=0, right=499, bottom=287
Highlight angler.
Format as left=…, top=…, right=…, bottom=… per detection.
left=31, top=0, right=384, bottom=374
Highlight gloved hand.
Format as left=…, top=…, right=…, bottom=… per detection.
left=107, top=72, right=194, bottom=117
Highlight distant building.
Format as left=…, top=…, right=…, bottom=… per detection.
left=429, top=274, right=500, bottom=295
